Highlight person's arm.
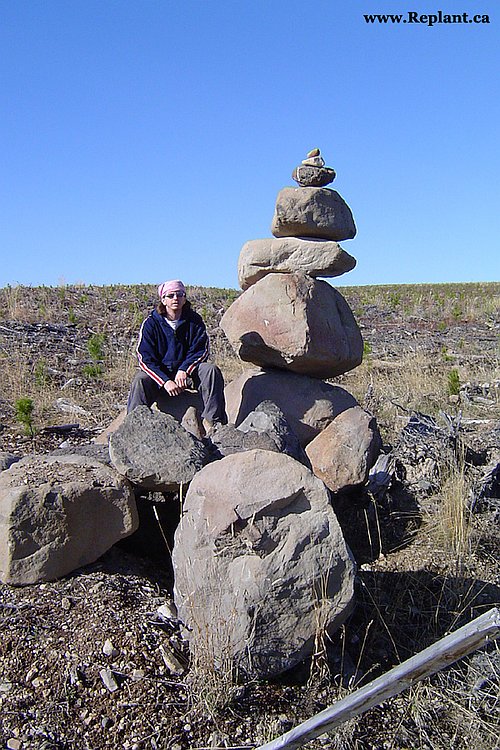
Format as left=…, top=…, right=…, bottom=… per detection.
left=136, top=317, right=170, bottom=386
left=178, top=318, right=210, bottom=375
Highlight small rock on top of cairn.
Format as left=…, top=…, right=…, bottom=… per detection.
left=292, top=147, right=336, bottom=187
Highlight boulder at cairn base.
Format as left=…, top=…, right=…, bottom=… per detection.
left=306, top=406, right=382, bottom=493
left=220, top=272, right=363, bottom=378
left=238, top=237, right=356, bottom=290
left=0, top=455, right=138, bottom=585
left=225, top=367, right=359, bottom=446
left=109, top=406, right=210, bottom=491
left=271, top=187, right=356, bottom=241
left=172, top=449, right=355, bottom=679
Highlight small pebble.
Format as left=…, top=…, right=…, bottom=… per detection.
left=103, top=639, right=119, bottom=658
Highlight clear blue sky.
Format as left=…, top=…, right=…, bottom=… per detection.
left=1, top=0, right=498, bottom=289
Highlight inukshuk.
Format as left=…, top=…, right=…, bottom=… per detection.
left=172, top=153, right=379, bottom=681
left=222, top=149, right=363, bottom=384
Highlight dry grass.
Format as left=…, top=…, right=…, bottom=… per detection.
left=0, top=281, right=498, bottom=749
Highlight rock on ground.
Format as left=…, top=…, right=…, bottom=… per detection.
left=172, top=449, right=355, bottom=679
left=306, top=406, right=382, bottom=493
left=220, top=273, right=363, bottom=378
left=109, top=406, right=210, bottom=492
left=0, top=454, right=138, bottom=585
left=225, top=368, right=359, bottom=446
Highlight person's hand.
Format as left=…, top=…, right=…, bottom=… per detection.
left=174, top=370, right=188, bottom=389
left=164, top=379, right=183, bottom=397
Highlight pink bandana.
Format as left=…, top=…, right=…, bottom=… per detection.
left=158, top=280, right=186, bottom=298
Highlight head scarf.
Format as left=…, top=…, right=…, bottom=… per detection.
left=157, top=280, right=186, bottom=298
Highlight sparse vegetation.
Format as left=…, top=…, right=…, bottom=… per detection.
left=14, top=396, right=35, bottom=436
left=0, top=280, right=498, bottom=749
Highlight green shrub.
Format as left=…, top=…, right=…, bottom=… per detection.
left=447, top=369, right=461, bottom=396
left=15, top=397, right=35, bottom=436
left=87, top=333, right=105, bottom=361
left=83, top=363, right=103, bottom=378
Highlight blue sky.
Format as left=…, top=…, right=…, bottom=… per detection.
left=1, top=0, right=498, bottom=289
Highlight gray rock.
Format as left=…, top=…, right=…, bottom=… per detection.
left=0, top=454, right=138, bottom=585
left=94, top=389, right=204, bottom=445
left=237, top=401, right=309, bottom=465
left=209, top=422, right=283, bottom=458
left=292, top=165, right=336, bottom=187
left=49, top=443, right=111, bottom=465
left=109, top=406, right=210, bottom=491
left=0, top=452, right=21, bottom=472
left=271, top=187, right=356, bottom=241
left=237, top=237, right=356, bottom=290
left=220, top=273, right=363, bottom=378
left=305, top=406, right=382, bottom=493
left=225, top=368, right=359, bottom=446
left=172, top=449, right=355, bottom=679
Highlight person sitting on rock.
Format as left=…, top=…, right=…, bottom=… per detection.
left=127, top=279, right=227, bottom=433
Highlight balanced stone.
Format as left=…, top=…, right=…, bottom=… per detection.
left=292, top=164, right=336, bottom=188
left=238, top=236, right=356, bottom=290
left=271, top=187, right=356, bottom=241
left=220, top=272, right=363, bottom=378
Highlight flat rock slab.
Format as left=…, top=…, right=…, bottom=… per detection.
left=238, top=237, right=356, bottom=290
left=0, top=454, right=138, bottom=585
left=271, top=187, right=356, bottom=241
left=109, top=406, right=210, bottom=491
left=306, top=406, right=382, bottom=493
left=172, top=449, right=355, bottom=679
left=220, top=273, right=363, bottom=378
left=95, top=389, right=204, bottom=445
left=225, top=367, right=359, bottom=446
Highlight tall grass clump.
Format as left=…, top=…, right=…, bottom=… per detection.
left=434, top=452, right=472, bottom=562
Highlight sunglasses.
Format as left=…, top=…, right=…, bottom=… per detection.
left=163, top=291, right=186, bottom=299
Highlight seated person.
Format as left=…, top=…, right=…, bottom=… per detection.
left=127, top=279, right=227, bottom=433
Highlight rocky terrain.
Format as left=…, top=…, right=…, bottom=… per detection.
left=0, top=281, right=499, bottom=750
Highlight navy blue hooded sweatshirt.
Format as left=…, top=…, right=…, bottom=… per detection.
left=136, top=308, right=209, bottom=387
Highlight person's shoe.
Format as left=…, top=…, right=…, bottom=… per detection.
left=202, top=419, right=222, bottom=437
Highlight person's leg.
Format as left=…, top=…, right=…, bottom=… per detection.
left=127, top=370, right=163, bottom=413
left=192, top=363, right=228, bottom=424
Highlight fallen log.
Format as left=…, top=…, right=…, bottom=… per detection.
left=256, top=607, right=500, bottom=750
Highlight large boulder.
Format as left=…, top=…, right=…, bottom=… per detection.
left=95, top=389, right=205, bottom=445
left=225, top=368, right=359, bottom=446
left=109, top=406, right=210, bottom=491
left=220, top=273, right=363, bottom=378
left=172, top=449, right=355, bottom=679
left=0, top=454, right=138, bottom=585
left=271, top=187, right=356, bottom=241
left=306, top=406, right=382, bottom=493
left=238, top=237, right=356, bottom=290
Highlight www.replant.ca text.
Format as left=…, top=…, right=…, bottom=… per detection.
left=364, top=11, right=490, bottom=26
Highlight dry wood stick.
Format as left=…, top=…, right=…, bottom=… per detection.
left=256, top=607, right=500, bottom=750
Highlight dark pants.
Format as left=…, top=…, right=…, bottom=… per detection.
left=126, top=364, right=227, bottom=424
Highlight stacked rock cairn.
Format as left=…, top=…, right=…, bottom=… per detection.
left=221, top=147, right=365, bottom=419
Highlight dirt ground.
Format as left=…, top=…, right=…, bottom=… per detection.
left=0, top=282, right=499, bottom=750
